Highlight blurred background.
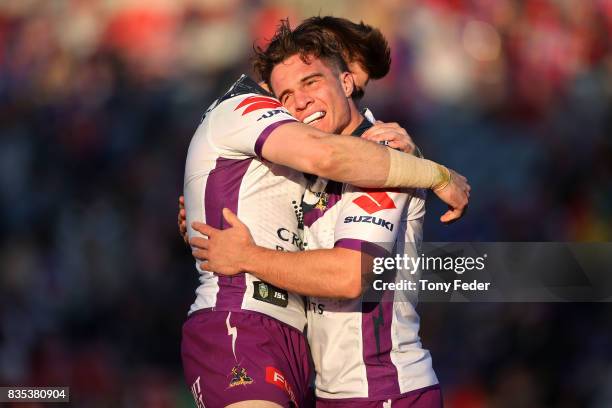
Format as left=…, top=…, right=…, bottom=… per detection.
left=0, top=0, right=610, bottom=406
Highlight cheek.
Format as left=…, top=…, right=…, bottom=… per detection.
left=315, top=114, right=334, bottom=133
left=325, top=111, right=343, bottom=133
left=285, top=104, right=297, bottom=117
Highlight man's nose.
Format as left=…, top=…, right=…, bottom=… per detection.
left=294, top=90, right=313, bottom=111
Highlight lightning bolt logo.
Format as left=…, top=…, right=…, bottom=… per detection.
left=372, top=305, right=384, bottom=363
left=226, top=312, right=238, bottom=362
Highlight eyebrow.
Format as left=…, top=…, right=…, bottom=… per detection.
left=300, top=73, right=323, bottom=84
left=276, top=73, right=324, bottom=101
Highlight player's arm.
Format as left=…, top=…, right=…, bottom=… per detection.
left=190, top=209, right=371, bottom=299
left=262, top=122, right=404, bottom=188
left=175, top=122, right=415, bottom=245
left=241, top=247, right=368, bottom=299
left=262, top=122, right=470, bottom=223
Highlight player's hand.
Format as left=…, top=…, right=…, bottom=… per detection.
left=434, top=169, right=470, bottom=223
left=178, top=195, right=188, bottom=245
left=361, top=121, right=416, bottom=154
left=190, top=208, right=255, bottom=276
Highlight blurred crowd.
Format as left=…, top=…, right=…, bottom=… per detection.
left=0, top=0, right=610, bottom=406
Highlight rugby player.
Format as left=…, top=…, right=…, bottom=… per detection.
left=183, top=17, right=465, bottom=406
left=190, top=19, right=456, bottom=407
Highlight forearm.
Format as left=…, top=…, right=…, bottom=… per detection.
left=240, top=246, right=362, bottom=299
left=263, top=122, right=450, bottom=190
left=313, top=134, right=390, bottom=187
left=313, top=133, right=449, bottom=190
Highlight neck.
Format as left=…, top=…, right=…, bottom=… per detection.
left=340, top=101, right=364, bottom=135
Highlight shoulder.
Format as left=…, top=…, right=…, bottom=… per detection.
left=205, top=75, right=277, bottom=118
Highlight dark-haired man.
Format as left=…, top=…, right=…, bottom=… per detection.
left=190, top=19, right=462, bottom=407
left=183, top=72, right=460, bottom=407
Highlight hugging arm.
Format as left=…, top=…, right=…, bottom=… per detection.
left=262, top=122, right=469, bottom=222
left=190, top=209, right=371, bottom=299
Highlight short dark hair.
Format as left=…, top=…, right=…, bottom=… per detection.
left=253, top=19, right=349, bottom=94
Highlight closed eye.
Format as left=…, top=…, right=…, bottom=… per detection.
left=305, top=77, right=321, bottom=89
left=281, top=92, right=293, bottom=105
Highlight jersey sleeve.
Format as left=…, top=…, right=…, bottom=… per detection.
left=208, top=93, right=297, bottom=159
left=407, top=188, right=426, bottom=221
left=333, top=186, right=409, bottom=257
left=403, top=188, right=426, bottom=245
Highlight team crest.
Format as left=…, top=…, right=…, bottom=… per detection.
left=229, top=365, right=254, bottom=387
left=314, top=192, right=329, bottom=211
left=258, top=283, right=269, bottom=299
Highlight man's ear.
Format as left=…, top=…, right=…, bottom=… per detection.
left=340, top=71, right=355, bottom=98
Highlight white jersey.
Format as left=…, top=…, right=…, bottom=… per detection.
left=184, top=75, right=308, bottom=331
left=304, top=120, right=438, bottom=399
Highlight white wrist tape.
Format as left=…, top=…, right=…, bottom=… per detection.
left=384, top=148, right=451, bottom=190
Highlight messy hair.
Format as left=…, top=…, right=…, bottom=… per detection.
left=253, top=19, right=349, bottom=94
left=297, top=16, right=391, bottom=81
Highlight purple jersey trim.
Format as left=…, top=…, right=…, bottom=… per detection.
left=303, top=202, right=337, bottom=228
left=303, top=181, right=343, bottom=228
left=205, top=157, right=252, bottom=310
left=315, top=384, right=441, bottom=404
left=361, top=290, right=400, bottom=398
left=334, top=239, right=390, bottom=259
left=333, top=238, right=401, bottom=398
left=254, top=119, right=296, bottom=158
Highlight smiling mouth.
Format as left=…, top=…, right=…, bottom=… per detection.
left=302, top=111, right=325, bottom=125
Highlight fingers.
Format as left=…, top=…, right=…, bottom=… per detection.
left=440, top=209, right=456, bottom=223
left=179, top=208, right=186, bottom=230
left=192, top=221, right=218, bottom=237
left=222, top=208, right=243, bottom=228
left=362, top=123, right=415, bottom=154
left=433, top=168, right=471, bottom=224
left=440, top=209, right=453, bottom=223
left=192, top=248, right=208, bottom=262
left=362, top=124, right=404, bottom=140
left=387, top=140, right=414, bottom=153
left=440, top=207, right=462, bottom=224
left=190, top=236, right=209, bottom=262
left=362, top=130, right=407, bottom=147
left=189, top=236, right=209, bottom=249
left=374, top=121, right=399, bottom=127
left=180, top=222, right=188, bottom=243
left=178, top=208, right=186, bottom=232
left=178, top=202, right=188, bottom=245
left=178, top=203, right=186, bottom=221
